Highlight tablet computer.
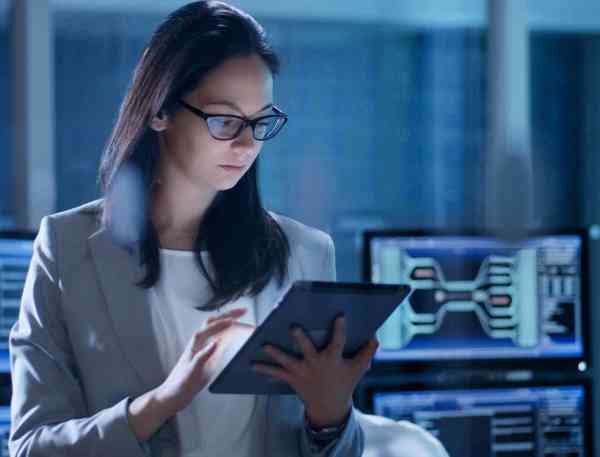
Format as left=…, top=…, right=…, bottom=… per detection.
left=208, top=281, right=411, bottom=395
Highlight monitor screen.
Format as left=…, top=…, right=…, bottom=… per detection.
left=365, top=233, right=585, bottom=363
left=0, top=406, right=8, bottom=457
left=0, top=235, right=35, bottom=373
left=372, top=384, right=588, bottom=457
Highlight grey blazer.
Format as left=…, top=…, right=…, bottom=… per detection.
left=9, top=199, right=364, bottom=457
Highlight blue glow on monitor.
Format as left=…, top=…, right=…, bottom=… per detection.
left=0, top=406, right=9, bottom=457
left=369, top=235, right=583, bottom=361
left=373, top=385, right=586, bottom=457
left=0, top=239, right=34, bottom=373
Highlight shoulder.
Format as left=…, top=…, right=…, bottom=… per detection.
left=46, top=198, right=104, bottom=227
left=268, top=211, right=333, bottom=258
left=38, top=199, right=105, bottom=268
left=44, top=198, right=104, bottom=239
left=358, top=412, right=449, bottom=457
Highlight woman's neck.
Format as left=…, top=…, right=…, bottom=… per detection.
left=151, top=178, right=217, bottom=251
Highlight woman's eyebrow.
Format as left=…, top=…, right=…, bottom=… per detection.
left=203, top=100, right=274, bottom=116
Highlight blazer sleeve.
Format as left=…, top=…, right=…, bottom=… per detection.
left=298, top=234, right=365, bottom=457
left=8, top=216, right=149, bottom=457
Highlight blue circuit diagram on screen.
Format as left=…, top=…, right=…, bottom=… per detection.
left=370, top=236, right=582, bottom=360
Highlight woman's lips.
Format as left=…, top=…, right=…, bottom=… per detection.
left=219, top=165, right=245, bottom=172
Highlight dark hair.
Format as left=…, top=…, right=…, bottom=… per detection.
left=98, top=0, right=290, bottom=310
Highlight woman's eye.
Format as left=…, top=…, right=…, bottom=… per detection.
left=215, top=117, right=238, bottom=128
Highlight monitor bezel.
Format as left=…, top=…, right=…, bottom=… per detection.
left=356, top=375, right=593, bottom=457
left=362, top=228, right=590, bottom=373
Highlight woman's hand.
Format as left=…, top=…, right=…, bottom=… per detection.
left=252, top=315, right=379, bottom=428
left=154, top=308, right=247, bottom=416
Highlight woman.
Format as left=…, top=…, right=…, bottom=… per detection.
left=8, top=2, right=377, bottom=456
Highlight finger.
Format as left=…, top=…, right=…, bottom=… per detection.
left=263, top=344, right=302, bottom=372
left=192, top=340, right=218, bottom=366
left=351, top=337, right=379, bottom=374
left=327, top=315, right=347, bottom=357
left=206, top=308, right=247, bottom=325
left=191, top=318, right=234, bottom=353
left=252, top=363, right=294, bottom=385
left=289, top=326, right=318, bottom=359
left=208, top=308, right=247, bottom=322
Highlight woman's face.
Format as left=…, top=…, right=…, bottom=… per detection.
left=157, top=54, right=274, bottom=193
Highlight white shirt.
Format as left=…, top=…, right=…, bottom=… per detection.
left=148, top=248, right=259, bottom=457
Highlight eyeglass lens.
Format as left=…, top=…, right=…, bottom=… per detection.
left=206, top=116, right=286, bottom=140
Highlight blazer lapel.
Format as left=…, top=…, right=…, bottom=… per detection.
left=88, top=227, right=165, bottom=391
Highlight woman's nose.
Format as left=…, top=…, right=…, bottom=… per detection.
left=232, top=124, right=256, bottom=151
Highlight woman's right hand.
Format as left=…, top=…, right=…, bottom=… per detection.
left=154, top=307, right=247, bottom=415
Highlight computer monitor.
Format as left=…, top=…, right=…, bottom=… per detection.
left=363, top=230, right=588, bottom=370
left=368, top=382, right=590, bottom=457
left=0, top=232, right=35, bottom=373
left=0, top=406, right=8, bottom=457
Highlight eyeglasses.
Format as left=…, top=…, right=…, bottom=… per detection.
left=178, top=100, right=288, bottom=141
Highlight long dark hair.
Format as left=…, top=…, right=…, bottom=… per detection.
left=98, top=0, right=290, bottom=310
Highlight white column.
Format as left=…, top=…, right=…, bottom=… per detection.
left=484, top=0, right=532, bottom=234
left=11, top=0, right=55, bottom=231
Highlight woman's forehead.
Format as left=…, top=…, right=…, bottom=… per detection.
left=202, top=98, right=274, bottom=116
left=190, top=56, right=273, bottom=114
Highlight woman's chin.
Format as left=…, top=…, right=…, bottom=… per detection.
left=213, top=177, right=243, bottom=191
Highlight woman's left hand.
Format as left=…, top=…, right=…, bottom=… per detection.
left=252, top=315, right=379, bottom=428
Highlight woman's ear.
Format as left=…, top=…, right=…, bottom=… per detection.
left=150, top=111, right=169, bottom=131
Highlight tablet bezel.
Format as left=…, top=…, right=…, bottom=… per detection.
left=208, top=280, right=411, bottom=394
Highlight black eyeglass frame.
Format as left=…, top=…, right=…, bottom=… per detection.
left=177, top=99, right=288, bottom=141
